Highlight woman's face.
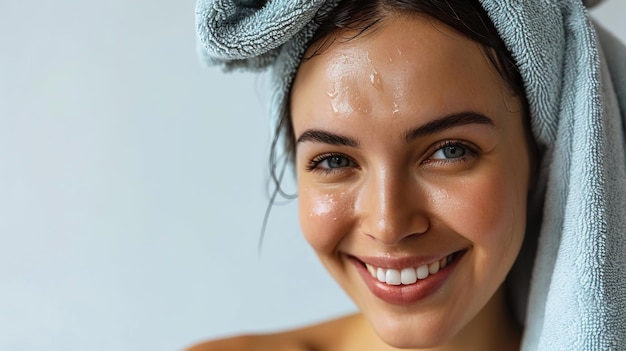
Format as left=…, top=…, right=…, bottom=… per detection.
left=291, top=15, right=531, bottom=348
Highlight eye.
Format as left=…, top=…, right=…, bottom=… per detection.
left=306, top=153, right=357, bottom=173
left=428, top=141, right=477, bottom=163
left=321, top=155, right=351, bottom=168
left=431, top=144, right=466, bottom=159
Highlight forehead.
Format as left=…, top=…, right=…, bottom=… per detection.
left=291, top=15, right=517, bottom=132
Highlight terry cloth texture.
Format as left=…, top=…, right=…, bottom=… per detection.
left=196, top=0, right=626, bottom=349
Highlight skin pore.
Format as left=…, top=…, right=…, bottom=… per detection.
left=188, top=12, right=531, bottom=351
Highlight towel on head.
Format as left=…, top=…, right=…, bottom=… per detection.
left=196, top=0, right=626, bottom=349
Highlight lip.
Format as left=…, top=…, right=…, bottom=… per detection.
left=350, top=250, right=466, bottom=305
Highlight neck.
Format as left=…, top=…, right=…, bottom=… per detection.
left=444, top=285, right=522, bottom=351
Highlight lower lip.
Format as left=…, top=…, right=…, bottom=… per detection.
left=351, top=253, right=463, bottom=305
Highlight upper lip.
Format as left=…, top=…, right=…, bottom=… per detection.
left=352, top=250, right=465, bottom=269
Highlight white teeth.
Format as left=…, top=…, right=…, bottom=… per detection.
left=376, top=267, right=386, bottom=283
left=365, top=253, right=455, bottom=286
left=386, top=269, right=402, bottom=285
left=416, top=265, right=429, bottom=279
left=429, top=261, right=440, bottom=275
left=400, top=267, right=417, bottom=284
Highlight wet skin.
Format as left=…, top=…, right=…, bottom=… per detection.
left=291, top=14, right=530, bottom=350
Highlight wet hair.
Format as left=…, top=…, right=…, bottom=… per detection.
left=262, top=0, right=528, bottom=247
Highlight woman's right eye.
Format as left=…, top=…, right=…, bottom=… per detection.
left=306, top=153, right=356, bottom=173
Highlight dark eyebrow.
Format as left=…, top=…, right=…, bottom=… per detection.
left=403, top=112, right=495, bottom=142
left=296, top=113, right=493, bottom=147
left=296, top=129, right=360, bottom=147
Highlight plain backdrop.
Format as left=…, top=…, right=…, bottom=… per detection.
left=0, top=1, right=624, bottom=350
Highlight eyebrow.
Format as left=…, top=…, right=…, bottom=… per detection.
left=295, top=112, right=495, bottom=147
left=296, top=129, right=360, bottom=147
left=403, top=112, right=495, bottom=142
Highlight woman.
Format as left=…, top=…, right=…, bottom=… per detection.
left=191, top=0, right=626, bottom=349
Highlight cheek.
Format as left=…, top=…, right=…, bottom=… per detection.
left=298, top=189, right=354, bottom=254
left=437, top=167, right=527, bottom=255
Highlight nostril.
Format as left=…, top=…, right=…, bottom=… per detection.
left=362, top=227, right=428, bottom=246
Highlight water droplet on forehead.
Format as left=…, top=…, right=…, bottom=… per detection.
left=369, top=69, right=382, bottom=90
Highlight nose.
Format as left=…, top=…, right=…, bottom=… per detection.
left=355, top=167, right=430, bottom=245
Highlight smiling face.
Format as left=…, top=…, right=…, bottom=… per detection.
left=291, top=14, right=531, bottom=349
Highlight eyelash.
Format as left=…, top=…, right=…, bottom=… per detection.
left=306, top=153, right=357, bottom=175
left=305, top=140, right=478, bottom=174
left=426, top=140, right=478, bottom=164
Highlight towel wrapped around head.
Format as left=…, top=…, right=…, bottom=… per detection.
left=196, top=0, right=626, bottom=349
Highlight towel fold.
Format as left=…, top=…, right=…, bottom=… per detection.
left=196, top=0, right=626, bottom=349
left=479, top=2, right=626, bottom=349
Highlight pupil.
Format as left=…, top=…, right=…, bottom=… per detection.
left=444, top=146, right=465, bottom=158
left=330, top=156, right=345, bottom=168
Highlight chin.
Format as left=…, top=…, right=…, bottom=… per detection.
left=366, top=308, right=461, bottom=349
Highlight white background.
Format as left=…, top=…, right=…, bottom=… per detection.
left=1, top=1, right=624, bottom=350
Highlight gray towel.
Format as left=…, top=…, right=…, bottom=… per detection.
left=196, top=0, right=626, bottom=349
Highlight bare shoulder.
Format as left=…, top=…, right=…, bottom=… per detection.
left=184, top=334, right=302, bottom=351
left=184, top=313, right=364, bottom=351
left=184, top=334, right=258, bottom=351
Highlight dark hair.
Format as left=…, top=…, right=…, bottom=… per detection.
left=262, top=0, right=528, bottom=243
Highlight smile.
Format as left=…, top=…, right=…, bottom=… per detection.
left=352, top=251, right=465, bottom=305
left=365, top=253, right=455, bottom=286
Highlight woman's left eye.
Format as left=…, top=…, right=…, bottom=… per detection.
left=429, top=141, right=476, bottom=162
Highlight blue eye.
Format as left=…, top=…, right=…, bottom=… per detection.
left=431, top=144, right=467, bottom=159
left=307, top=153, right=356, bottom=173
left=321, top=155, right=351, bottom=169
left=429, top=141, right=477, bottom=163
